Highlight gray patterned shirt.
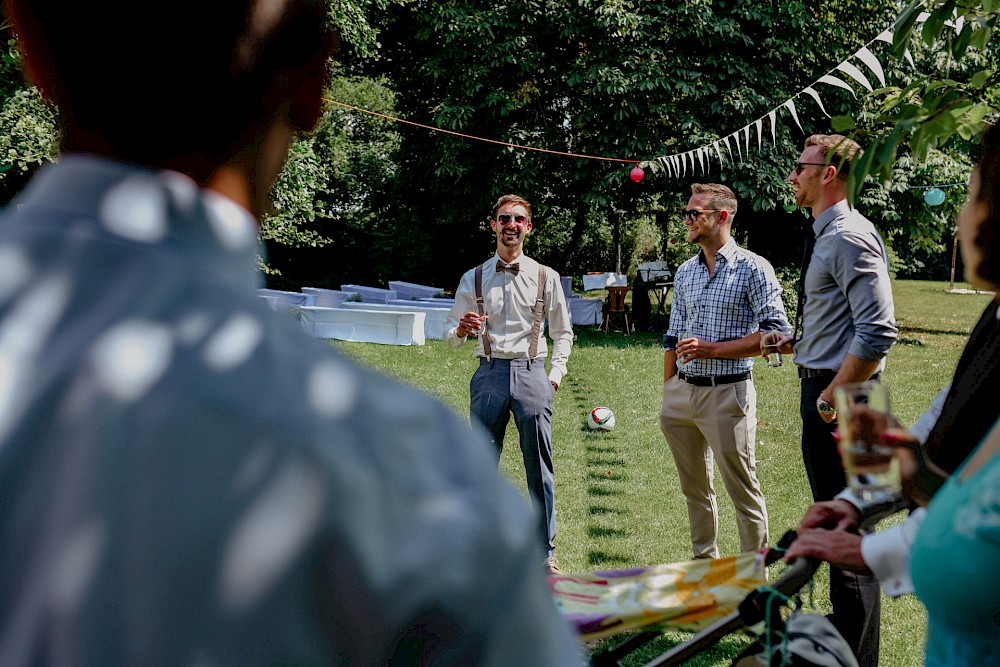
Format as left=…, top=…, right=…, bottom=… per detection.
left=0, top=155, right=581, bottom=666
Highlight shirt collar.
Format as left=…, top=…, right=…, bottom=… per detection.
left=812, top=199, right=851, bottom=236
left=698, top=238, right=738, bottom=265
left=13, top=154, right=262, bottom=288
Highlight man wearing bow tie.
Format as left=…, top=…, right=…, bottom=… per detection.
left=446, top=194, right=574, bottom=574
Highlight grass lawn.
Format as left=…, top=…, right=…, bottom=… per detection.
left=332, top=279, right=993, bottom=667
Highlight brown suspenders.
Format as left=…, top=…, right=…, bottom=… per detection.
left=474, top=262, right=547, bottom=361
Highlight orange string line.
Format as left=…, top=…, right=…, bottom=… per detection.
left=321, top=97, right=641, bottom=164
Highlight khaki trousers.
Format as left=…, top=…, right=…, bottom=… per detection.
left=659, top=375, right=768, bottom=559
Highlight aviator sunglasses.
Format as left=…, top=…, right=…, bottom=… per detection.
left=793, top=161, right=829, bottom=176
left=497, top=213, right=530, bottom=226
left=681, top=209, right=721, bottom=222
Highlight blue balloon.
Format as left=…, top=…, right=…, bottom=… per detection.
left=924, top=188, right=946, bottom=206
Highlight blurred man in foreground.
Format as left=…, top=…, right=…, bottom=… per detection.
left=0, top=3, right=581, bottom=665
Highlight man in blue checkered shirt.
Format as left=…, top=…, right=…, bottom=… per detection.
left=659, top=183, right=790, bottom=560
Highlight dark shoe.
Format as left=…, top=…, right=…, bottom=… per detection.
left=544, top=556, right=562, bottom=575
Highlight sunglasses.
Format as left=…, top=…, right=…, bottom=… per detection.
left=793, top=161, right=829, bottom=176
left=497, top=213, right=530, bottom=226
left=682, top=209, right=721, bottom=222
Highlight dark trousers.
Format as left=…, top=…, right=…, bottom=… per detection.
left=800, top=376, right=881, bottom=667
left=470, top=358, right=556, bottom=556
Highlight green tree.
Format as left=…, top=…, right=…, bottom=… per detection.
left=355, top=0, right=954, bottom=290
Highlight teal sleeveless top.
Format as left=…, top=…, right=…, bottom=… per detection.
left=911, top=441, right=1000, bottom=666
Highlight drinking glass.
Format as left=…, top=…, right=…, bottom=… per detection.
left=834, top=381, right=901, bottom=500
left=760, top=331, right=783, bottom=368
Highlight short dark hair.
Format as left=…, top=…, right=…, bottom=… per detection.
left=6, top=0, right=334, bottom=178
left=492, top=194, right=533, bottom=219
left=691, top=183, right=738, bottom=217
left=971, top=122, right=1000, bottom=287
left=804, top=134, right=863, bottom=182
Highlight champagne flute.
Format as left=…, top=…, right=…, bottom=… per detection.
left=834, top=381, right=901, bottom=500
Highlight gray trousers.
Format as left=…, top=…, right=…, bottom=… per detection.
left=470, top=357, right=556, bottom=556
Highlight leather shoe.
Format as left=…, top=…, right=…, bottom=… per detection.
left=544, top=556, right=562, bottom=575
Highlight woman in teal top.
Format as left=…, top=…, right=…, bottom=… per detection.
left=910, top=123, right=1000, bottom=665
left=911, top=435, right=1000, bottom=665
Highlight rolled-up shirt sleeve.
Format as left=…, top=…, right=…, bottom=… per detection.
left=749, top=260, right=791, bottom=332
left=832, top=231, right=897, bottom=361
left=546, top=270, right=573, bottom=386
left=663, top=264, right=689, bottom=350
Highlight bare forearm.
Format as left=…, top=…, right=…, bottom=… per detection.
left=663, top=349, right=677, bottom=382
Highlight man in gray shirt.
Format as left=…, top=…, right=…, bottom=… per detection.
left=0, top=2, right=582, bottom=665
left=777, top=134, right=897, bottom=667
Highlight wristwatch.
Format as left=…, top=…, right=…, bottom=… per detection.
left=816, top=396, right=836, bottom=418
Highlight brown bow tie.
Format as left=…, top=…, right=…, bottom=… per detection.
left=496, top=261, right=520, bottom=276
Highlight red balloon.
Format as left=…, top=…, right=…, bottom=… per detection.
left=629, top=166, right=645, bottom=183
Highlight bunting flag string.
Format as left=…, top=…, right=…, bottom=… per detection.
left=646, top=10, right=960, bottom=179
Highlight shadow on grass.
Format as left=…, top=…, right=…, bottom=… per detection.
left=588, top=526, right=627, bottom=539
left=899, top=325, right=978, bottom=337
left=587, top=550, right=632, bottom=567
left=588, top=629, right=754, bottom=666
left=589, top=505, right=624, bottom=516
left=587, top=470, right=628, bottom=482
left=587, top=485, right=623, bottom=497
left=587, top=456, right=628, bottom=467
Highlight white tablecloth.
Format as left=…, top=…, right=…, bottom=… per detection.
left=560, top=276, right=573, bottom=298
left=301, top=287, right=358, bottom=308
left=388, top=281, right=442, bottom=300
left=582, top=273, right=627, bottom=290
left=569, top=297, right=603, bottom=326
left=299, top=306, right=425, bottom=345
left=342, top=302, right=449, bottom=340
left=257, top=288, right=307, bottom=312
left=340, top=284, right=399, bottom=304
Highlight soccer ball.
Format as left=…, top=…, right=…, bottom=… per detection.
left=587, top=406, right=616, bottom=431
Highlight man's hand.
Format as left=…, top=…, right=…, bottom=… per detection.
left=550, top=381, right=558, bottom=394
left=798, top=499, right=860, bottom=532
left=675, top=337, right=715, bottom=363
left=769, top=332, right=797, bottom=354
left=783, top=527, right=871, bottom=574
left=457, top=311, right=486, bottom=338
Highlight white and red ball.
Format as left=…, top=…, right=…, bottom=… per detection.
left=587, top=406, right=616, bottom=431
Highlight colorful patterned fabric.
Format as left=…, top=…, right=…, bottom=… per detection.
left=551, top=551, right=768, bottom=640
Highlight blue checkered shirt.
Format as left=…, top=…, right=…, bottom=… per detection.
left=664, top=239, right=789, bottom=376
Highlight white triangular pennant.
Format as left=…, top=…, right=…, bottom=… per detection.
left=855, top=46, right=887, bottom=87
left=755, top=119, right=763, bottom=150
left=817, top=74, right=858, bottom=98
left=723, top=135, right=735, bottom=161
left=713, top=141, right=724, bottom=170
left=784, top=99, right=804, bottom=133
left=768, top=110, right=777, bottom=144
left=836, top=62, right=873, bottom=91
left=733, top=132, right=744, bottom=163
left=658, top=156, right=670, bottom=177
left=875, top=30, right=893, bottom=43
left=697, top=147, right=705, bottom=174
left=802, top=86, right=831, bottom=118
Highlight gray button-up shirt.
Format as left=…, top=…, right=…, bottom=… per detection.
left=794, top=200, right=898, bottom=371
